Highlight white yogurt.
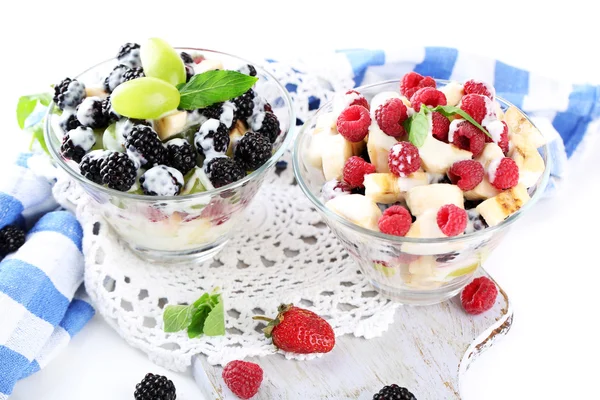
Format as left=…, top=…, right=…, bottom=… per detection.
left=487, top=157, right=503, bottom=185
left=68, top=127, right=96, bottom=151
left=141, top=165, right=184, bottom=196
left=220, top=101, right=237, bottom=128
left=76, top=97, right=102, bottom=127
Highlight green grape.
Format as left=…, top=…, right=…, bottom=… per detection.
left=111, top=77, right=180, bottom=120
left=102, top=123, right=123, bottom=152
left=182, top=167, right=208, bottom=195
left=91, top=129, right=104, bottom=151
left=140, top=38, right=186, bottom=86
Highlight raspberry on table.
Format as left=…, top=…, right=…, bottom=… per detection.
left=488, top=157, right=519, bottom=190
left=450, top=120, right=486, bottom=157
left=234, top=131, right=273, bottom=170
left=337, top=105, right=371, bottom=142
left=344, top=89, right=370, bottom=110
left=204, top=157, right=245, bottom=188
left=76, top=97, right=109, bottom=129
left=373, top=384, right=417, bottom=400
left=388, top=142, right=421, bottom=177
left=400, top=71, right=436, bottom=99
left=321, top=179, right=352, bottom=202
left=378, top=206, right=412, bottom=236
left=134, top=372, right=176, bottom=400
left=166, top=138, right=196, bottom=175
left=461, top=276, right=498, bottom=315
left=448, top=160, right=484, bottom=191
left=459, top=94, right=493, bottom=124
left=100, top=152, right=138, bottom=192
left=222, top=360, right=263, bottom=400
left=431, top=111, right=450, bottom=142
left=463, top=79, right=495, bottom=99
left=104, top=64, right=128, bottom=93
left=375, top=98, right=408, bottom=138
left=437, top=204, right=467, bottom=236
left=80, top=150, right=109, bottom=185
left=409, top=87, right=447, bottom=112
left=0, top=225, right=26, bottom=259
left=343, top=156, right=376, bottom=188
left=117, top=42, right=141, bottom=69
left=53, top=78, right=86, bottom=110
left=125, top=125, right=167, bottom=168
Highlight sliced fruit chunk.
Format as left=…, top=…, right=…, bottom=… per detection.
left=366, top=123, right=398, bottom=173
left=140, top=38, right=186, bottom=86
left=509, top=133, right=545, bottom=188
left=325, top=194, right=382, bottom=231
left=504, top=105, right=546, bottom=148
left=476, top=183, right=530, bottom=226
left=406, top=209, right=445, bottom=238
left=194, top=59, right=223, bottom=74
left=154, top=110, right=188, bottom=141
left=439, top=81, right=463, bottom=107
left=419, top=119, right=472, bottom=174
left=227, top=120, right=248, bottom=156
left=405, top=183, right=464, bottom=217
left=321, top=133, right=354, bottom=181
left=111, top=77, right=180, bottom=120
left=85, top=85, right=108, bottom=99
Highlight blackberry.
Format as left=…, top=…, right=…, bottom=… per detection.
left=239, top=64, right=257, bottom=77
left=436, top=251, right=460, bottom=263
left=53, top=78, right=86, bottom=110
left=256, top=112, right=280, bottom=143
left=194, top=120, right=230, bottom=158
left=200, top=102, right=237, bottom=128
left=122, top=67, right=145, bottom=82
left=76, top=97, right=109, bottom=129
left=100, top=152, right=137, bottom=192
left=102, top=97, right=120, bottom=123
left=58, top=111, right=81, bottom=132
left=180, top=52, right=194, bottom=64
left=232, top=89, right=255, bottom=121
left=373, top=384, right=417, bottom=400
left=204, top=157, right=245, bottom=188
left=125, top=125, right=167, bottom=168
left=234, top=131, right=272, bottom=170
left=104, top=64, right=128, bottom=93
left=60, top=127, right=96, bottom=163
left=79, top=150, right=109, bottom=185
left=134, top=373, right=176, bottom=400
left=166, top=139, right=196, bottom=175
left=140, top=165, right=184, bottom=196
left=117, top=42, right=141, bottom=68
left=0, top=225, right=26, bottom=258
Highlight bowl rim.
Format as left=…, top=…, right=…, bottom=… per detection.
left=45, top=47, right=296, bottom=201
left=292, top=78, right=552, bottom=244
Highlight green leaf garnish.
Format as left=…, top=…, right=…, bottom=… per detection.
left=203, top=296, right=225, bottom=337
left=16, top=93, right=53, bottom=155
left=162, top=289, right=225, bottom=338
left=178, top=70, right=257, bottom=110
left=17, top=96, right=38, bottom=129
left=187, top=304, right=212, bottom=338
left=429, top=105, right=492, bottom=139
left=406, top=109, right=429, bottom=148
left=163, top=304, right=195, bottom=333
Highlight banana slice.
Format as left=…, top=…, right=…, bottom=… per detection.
left=464, top=143, right=503, bottom=200
left=194, top=59, right=223, bottom=74
left=366, top=123, right=398, bottom=173
left=509, top=134, right=545, bottom=188
left=440, top=81, right=464, bottom=107
left=85, top=86, right=108, bottom=99
left=154, top=110, right=188, bottom=141
left=321, top=133, right=354, bottom=181
left=406, top=209, right=445, bottom=239
left=405, top=184, right=464, bottom=217
left=504, top=106, right=546, bottom=148
left=314, top=112, right=338, bottom=134
left=325, top=194, right=382, bottom=231
left=494, top=101, right=505, bottom=121
left=476, top=183, right=531, bottom=226
left=364, top=171, right=429, bottom=204
left=419, top=116, right=473, bottom=174
left=227, top=120, right=248, bottom=156
left=369, top=91, right=402, bottom=117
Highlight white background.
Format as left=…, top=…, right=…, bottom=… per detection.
left=2, top=1, right=600, bottom=399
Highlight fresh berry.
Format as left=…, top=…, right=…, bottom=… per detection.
left=431, top=111, right=450, bottom=142
left=122, top=67, right=145, bottom=82
left=400, top=71, right=436, bottom=99
left=488, top=157, right=519, bottom=190
left=337, top=105, right=371, bottom=142
left=375, top=98, right=408, bottom=138
left=448, top=160, right=484, bottom=191
left=232, top=89, right=255, bottom=121
left=238, top=64, right=257, bottom=77
left=166, top=139, right=196, bottom=175
left=459, top=94, right=492, bottom=124
left=0, top=225, right=26, bottom=259
left=262, top=304, right=335, bottom=354
left=342, top=156, right=376, bottom=188
left=436, top=204, right=467, bottom=236
left=117, top=42, right=141, bottom=69
left=60, top=127, right=96, bottom=163
left=373, top=384, right=417, bottom=400
left=321, top=179, right=352, bottom=202
left=378, top=206, right=412, bottom=236
left=76, top=97, right=109, bottom=129
left=485, top=120, right=509, bottom=154
left=461, top=276, right=498, bottom=315
left=410, top=87, right=447, bottom=112
left=200, top=102, right=237, bottom=128
left=180, top=52, right=194, bottom=64
left=104, top=64, right=128, bottom=93
left=450, top=121, right=485, bottom=157
left=133, top=372, right=176, bottom=400
left=204, top=157, right=245, bottom=188
left=102, top=97, right=120, bottom=123
left=79, top=150, right=109, bottom=185
left=100, top=152, right=137, bottom=192
left=140, top=165, right=184, bottom=196
left=344, top=90, right=370, bottom=110
left=195, top=119, right=230, bottom=158
left=184, top=64, right=195, bottom=82
left=222, top=360, right=263, bottom=400
left=53, top=78, right=86, bottom=110
left=234, top=131, right=273, bottom=171
left=256, top=112, right=281, bottom=143
left=388, top=142, right=421, bottom=177
left=125, top=125, right=167, bottom=168
left=463, top=79, right=494, bottom=99
left=58, top=112, right=81, bottom=132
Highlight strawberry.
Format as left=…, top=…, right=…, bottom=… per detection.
left=222, top=360, right=263, bottom=399
left=256, top=304, right=335, bottom=354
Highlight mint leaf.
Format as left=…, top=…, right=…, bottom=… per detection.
left=187, top=303, right=212, bottom=339
left=193, top=293, right=210, bottom=308
left=432, top=105, right=492, bottom=139
left=178, top=70, right=257, bottom=110
left=163, top=304, right=195, bottom=333
left=203, top=296, right=225, bottom=337
left=30, top=125, right=49, bottom=155
left=407, top=110, right=429, bottom=148
left=17, top=96, right=39, bottom=129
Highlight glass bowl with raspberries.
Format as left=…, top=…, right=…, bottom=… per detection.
left=293, top=73, right=550, bottom=305
left=45, top=38, right=294, bottom=262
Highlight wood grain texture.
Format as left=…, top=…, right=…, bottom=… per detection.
left=192, top=270, right=512, bottom=400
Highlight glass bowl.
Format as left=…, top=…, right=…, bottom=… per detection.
left=45, top=48, right=295, bottom=263
left=293, top=79, right=550, bottom=305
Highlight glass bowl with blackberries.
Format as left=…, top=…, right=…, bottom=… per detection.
left=45, top=38, right=294, bottom=262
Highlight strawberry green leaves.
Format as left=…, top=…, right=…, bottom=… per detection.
left=162, top=289, right=225, bottom=338
left=177, top=70, right=257, bottom=110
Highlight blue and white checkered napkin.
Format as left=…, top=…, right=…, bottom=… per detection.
left=0, top=154, right=95, bottom=399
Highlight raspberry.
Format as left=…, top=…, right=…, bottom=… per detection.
left=485, top=120, right=509, bottom=154
left=222, top=360, right=263, bottom=400
left=436, top=204, right=467, bottom=236
left=388, top=142, right=420, bottom=177
left=378, top=206, right=412, bottom=236
left=400, top=72, right=436, bottom=99
left=448, top=160, right=484, bottom=191
left=459, top=94, right=492, bottom=124
left=375, top=98, right=408, bottom=138
left=463, top=79, right=495, bottom=99
left=345, top=90, right=369, bottom=110
left=321, top=179, right=352, bottom=202
left=461, top=276, right=498, bottom=315
left=336, top=105, right=371, bottom=142
left=410, top=87, right=447, bottom=112
left=488, top=157, right=519, bottom=190
left=343, top=156, right=376, bottom=188
left=431, top=111, right=450, bottom=142
left=450, top=120, right=485, bottom=157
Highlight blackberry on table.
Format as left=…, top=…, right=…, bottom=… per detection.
left=117, top=42, right=141, bottom=68
left=0, top=225, right=26, bottom=259
left=60, top=127, right=96, bottom=163
left=255, top=111, right=280, bottom=143
left=58, top=112, right=81, bottom=132
left=53, top=78, right=86, bottom=110
left=204, top=157, right=245, bottom=188
left=194, top=119, right=230, bottom=158
left=100, top=152, right=137, bottom=192
left=373, top=384, right=417, bottom=400
left=79, top=150, right=109, bottom=185
left=125, top=125, right=167, bottom=168
left=166, top=139, right=196, bottom=175
left=234, top=131, right=272, bottom=170
left=104, top=64, right=128, bottom=93
left=122, top=67, right=145, bottom=82
left=232, top=89, right=255, bottom=121
left=140, top=165, right=184, bottom=196
left=102, top=97, right=120, bottom=123
left=76, top=97, right=109, bottom=129
left=134, top=372, right=176, bottom=400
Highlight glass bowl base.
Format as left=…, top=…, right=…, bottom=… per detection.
left=125, top=237, right=229, bottom=264
left=368, top=275, right=472, bottom=306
